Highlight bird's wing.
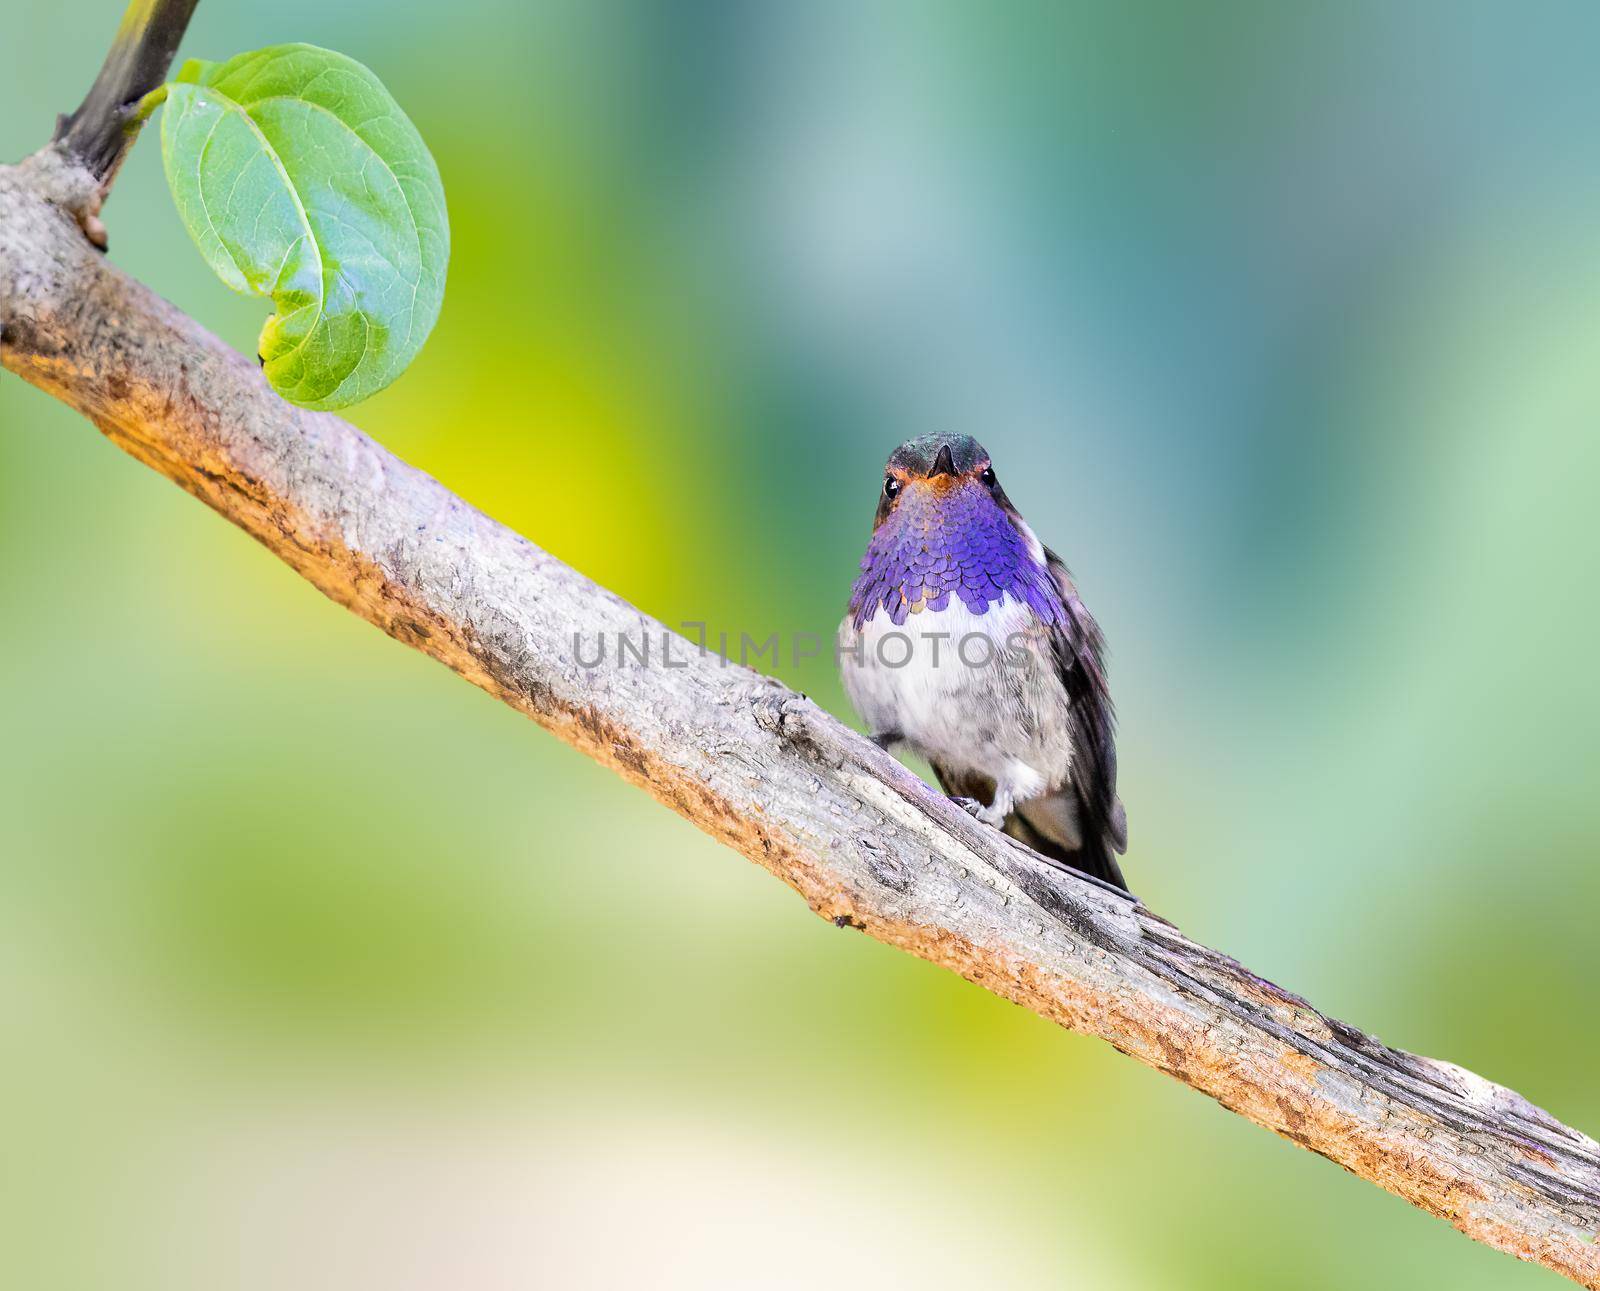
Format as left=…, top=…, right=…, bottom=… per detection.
left=1036, top=546, right=1129, bottom=885
left=925, top=552, right=1129, bottom=893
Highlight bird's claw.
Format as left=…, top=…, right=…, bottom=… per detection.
left=952, top=796, right=1007, bottom=829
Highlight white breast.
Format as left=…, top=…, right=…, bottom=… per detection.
left=837, top=592, right=1070, bottom=802
left=840, top=596, right=1029, bottom=736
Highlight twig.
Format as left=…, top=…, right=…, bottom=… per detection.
left=51, top=0, right=198, bottom=242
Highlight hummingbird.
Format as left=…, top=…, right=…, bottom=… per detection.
left=838, top=434, right=1129, bottom=891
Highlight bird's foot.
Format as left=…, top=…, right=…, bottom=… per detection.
left=952, top=796, right=1008, bottom=829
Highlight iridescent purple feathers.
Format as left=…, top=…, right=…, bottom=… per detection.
left=848, top=478, right=1063, bottom=629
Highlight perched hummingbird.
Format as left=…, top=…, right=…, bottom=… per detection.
left=838, top=434, right=1129, bottom=890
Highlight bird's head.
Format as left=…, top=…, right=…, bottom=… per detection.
left=873, top=433, right=1009, bottom=529
left=851, top=434, right=1053, bottom=626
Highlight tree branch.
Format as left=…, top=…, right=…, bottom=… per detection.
left=3, top=54, right=1599, bottom=1291
left=54, top=0, right=198, bottom=187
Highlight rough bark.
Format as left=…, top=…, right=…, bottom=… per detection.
left=3, top=131, right=1598, bottom=1291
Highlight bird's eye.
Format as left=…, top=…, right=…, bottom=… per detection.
left=980, top=466, right=997, bottom=488
left=883, top=477, right=902, bottom=500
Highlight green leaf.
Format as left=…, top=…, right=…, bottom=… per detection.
left=159, top=45, right=449, bottom=410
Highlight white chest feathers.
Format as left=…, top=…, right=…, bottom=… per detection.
left=837, top=593, right=1070, bottom=795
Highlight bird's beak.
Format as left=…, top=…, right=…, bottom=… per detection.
left=928, top=444, right=957, bottom=478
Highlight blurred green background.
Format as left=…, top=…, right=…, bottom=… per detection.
left=3, top=1, right=1599, bottom=1287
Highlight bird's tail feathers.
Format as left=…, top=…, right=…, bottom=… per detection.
left=932, top=764, right=1131, bottom=893
left=1004, top=803, right=1130, bottom=893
